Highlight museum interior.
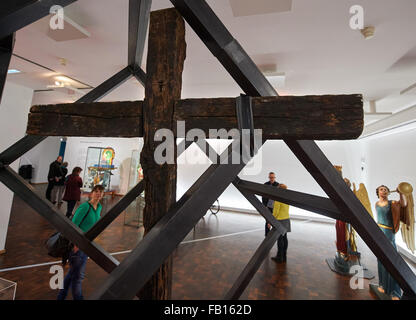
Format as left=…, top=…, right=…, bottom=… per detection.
left=0, top=0, right=415, bottom=301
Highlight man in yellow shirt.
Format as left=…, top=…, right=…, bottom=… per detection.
left=270, top=184, right=291, bottom=263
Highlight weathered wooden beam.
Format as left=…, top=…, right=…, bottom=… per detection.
left=27, top=94, right=363, bottom=139
left=138, top=8, right=185, bottom=300
left=176, top=95, right=363, bottom=140
left=28, top=101, right=143, bottom=137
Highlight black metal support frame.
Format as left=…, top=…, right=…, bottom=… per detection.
left=0, top=166, right=120, bottom=273
left=0, top=0, right=414, bottom=300
left=0, top=34, right=15, bottom=103
left=234, top=178, right=347, bottom=222
left=171, top=0, right=416, bottom=297
left=190, top=137, right=288, bottom=300
left=0, top=22, right=150, bottom=280
left=77, top=67, right=133, bottom=103
left=128, top=0, right=151, bottom=68
left=224, top=228, right=280, bottom=300
left=90, top=140, right=263, bottom=299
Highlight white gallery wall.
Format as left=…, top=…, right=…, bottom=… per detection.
left=0, top=81, right=33, bottom=252
left=177, top=139, right=364, bottom=220
left=20, top=136, right=61, bottom=183
left=360, top=122, right=416, bottom=257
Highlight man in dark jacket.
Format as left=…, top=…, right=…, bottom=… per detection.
left=46, top=156, right=63, bottom=202
left=52, top=161, right=68, bottom=207
left=262, top=172, right=279, bottom=236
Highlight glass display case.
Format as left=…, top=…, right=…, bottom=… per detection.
left=83, top=147, right=116, bottom=192
left=0, top=277, right=17, bottom=300
left=124, top=149, right=145, bottom=227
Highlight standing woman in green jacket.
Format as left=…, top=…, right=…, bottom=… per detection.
left=57, top=184, right=105, bottom=300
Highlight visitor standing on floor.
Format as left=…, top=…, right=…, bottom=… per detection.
left=262, top=172, right=279, bottom=236
left=271, top=184, right=291, bottom=263
left=51, top=161, right=68, bottom=208
left=62, top=167, right=83, bottom=218
left=45, top=156, right=63, bottom=202
left=57, top=184, right=105, bottom=300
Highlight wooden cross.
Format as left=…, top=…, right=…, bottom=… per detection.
left=1, top=1, right=415, bottom=300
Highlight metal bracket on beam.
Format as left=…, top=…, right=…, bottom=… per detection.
left=130, top=64, right=147, bottom=87
left=236, top=94, right=255, bottom=158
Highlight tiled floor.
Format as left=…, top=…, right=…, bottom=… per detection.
left=0, top=184, right=411, bottom=300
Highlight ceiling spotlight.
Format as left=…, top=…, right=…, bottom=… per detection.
left=361, top=26, right=375, bottom=40
left=7, top=69, right=21, bottom=74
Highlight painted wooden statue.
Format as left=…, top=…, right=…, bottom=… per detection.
left=328, top=166, right=373, bottom=276
left=373, top=183, right=414, bottom=300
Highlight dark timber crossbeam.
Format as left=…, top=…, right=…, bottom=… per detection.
left=26, top=94, right=363, bottom=140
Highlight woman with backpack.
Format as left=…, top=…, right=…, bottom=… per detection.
left=62, top=167, right=83, bottom=218
left=57, top=184, right=105, bottom=300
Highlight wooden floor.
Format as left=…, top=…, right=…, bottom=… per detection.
left=0, top=184, right=411, bottom=300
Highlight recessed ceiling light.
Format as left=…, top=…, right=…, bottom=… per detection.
left=7, top=69, right=21, bottom=74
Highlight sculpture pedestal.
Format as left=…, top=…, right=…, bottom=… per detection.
left=326, top=253, right=374, bottom=279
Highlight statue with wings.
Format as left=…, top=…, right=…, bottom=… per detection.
left=326, top=165, right=374, bottom=279
left=371, top=182, right=415, bottom=300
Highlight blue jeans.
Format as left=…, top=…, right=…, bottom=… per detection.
left=57, top=249, right=88, bottom=300
left=66, top=200, right=77, bottom=218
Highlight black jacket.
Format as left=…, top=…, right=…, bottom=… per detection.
left=55, top=167, right=68, bottom=186
left=47, top=161, right=62, bottom=181
left=262, top=181, right=279, bottom=206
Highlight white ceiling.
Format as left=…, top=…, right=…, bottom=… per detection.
left=7, top=0, right=416, bottom=127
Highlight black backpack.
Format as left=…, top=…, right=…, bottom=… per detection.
left=45, top=204, right=92, bottom=264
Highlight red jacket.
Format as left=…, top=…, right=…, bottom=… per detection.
left=63, top=174, right=83, bottom=201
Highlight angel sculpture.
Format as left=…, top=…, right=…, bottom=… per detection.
left=371, top=183, right=414, bottom=300
left=326, top=166, right=374, bottom=278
